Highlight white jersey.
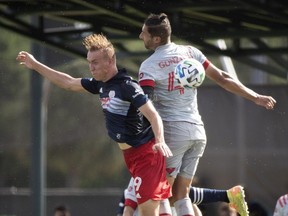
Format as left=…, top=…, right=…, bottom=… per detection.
left=139, top=42, right=209, bottom=125
left=273, top=194, right=288, bottom=216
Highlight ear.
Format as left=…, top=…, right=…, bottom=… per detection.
left=153, top=36, right=161, bottom=44
left=107, top=53, right=116, bottom=63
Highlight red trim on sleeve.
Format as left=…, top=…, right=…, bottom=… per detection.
left=203, top=59, right=210, bottom=70
left=139, top=79, right=155, bottom=88
left=125, top=198, right=138, bottom=210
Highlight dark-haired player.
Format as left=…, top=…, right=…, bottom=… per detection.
left=137, top=12, right=276, bottom=216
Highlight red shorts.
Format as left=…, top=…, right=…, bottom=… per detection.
left=123, top=139, right=172, bottom=204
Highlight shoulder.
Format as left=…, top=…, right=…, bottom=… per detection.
left=185, top=45, right=209, bottom=65
left=121, top=79, right=144, bottom=95
left=139, top=55, right=157, bottom=82
left=120, top=78, right=148, bottom=106
left=140, top=55, right=156, bottom=70
left=81, top=77, right=102, bottom=94
left=185, top=45, right=204, bottom=54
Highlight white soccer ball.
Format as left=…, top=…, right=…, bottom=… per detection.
left=174, top=58, right=205, bottom=88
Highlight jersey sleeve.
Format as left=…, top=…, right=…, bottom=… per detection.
left=141, top=86, right=155, bottom=101
left=81, top=78, right=101, bottom=94
left=138, top=62, right=156, bottom=88
left=121, top=80, right=148, bottom=108
left=188, top=46, right=211, bottom=70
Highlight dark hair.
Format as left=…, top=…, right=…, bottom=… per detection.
left=54, top=205, right=70, bottom=216
left=144, top=13, right=171, bottom=44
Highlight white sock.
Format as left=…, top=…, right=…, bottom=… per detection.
left=174, top=197, right=194, bottom=216
left=171, top=206, right=177, bottom=216
left=160, top=198, right=172, bottom=215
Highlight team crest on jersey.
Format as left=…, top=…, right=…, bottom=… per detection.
left=100, top=97, right=110, bottom=109
left=100, top=90, right=115, bottom=109
left=109, top=90, right=115, bottom=98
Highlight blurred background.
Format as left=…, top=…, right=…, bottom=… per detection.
left=0, top=1, right=287, bottom=215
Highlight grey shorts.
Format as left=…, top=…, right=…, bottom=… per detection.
left=163, top=121, right=207, bottom=179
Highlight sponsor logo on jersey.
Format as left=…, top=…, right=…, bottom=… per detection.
left=100, top=90, right=115, bottom=109
left=100, top=97, right=110, bottom=109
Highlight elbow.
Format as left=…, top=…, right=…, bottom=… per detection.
left=62, top=78, right=81, bottom=92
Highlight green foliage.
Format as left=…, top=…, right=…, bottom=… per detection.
left=0, top=30, right=129, bottom=189
left=0, top=148, right=30, bottom=187
left=0, top=30, right=31, bottom=145
left=0, top=29, right=31, bottom=187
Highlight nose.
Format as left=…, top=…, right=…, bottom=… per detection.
left=139, top=32, right=143, bottom=39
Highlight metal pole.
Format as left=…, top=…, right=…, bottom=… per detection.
left=30, top=16, right=47, bottom=216
left=216, top=39, right=246, bottom=183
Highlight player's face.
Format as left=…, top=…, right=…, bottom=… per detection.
left=87, top=50, right=110, bottom=81
left=139, top=25, right=156, bottom=50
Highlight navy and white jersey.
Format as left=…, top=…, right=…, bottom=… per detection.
left=81, top=69, right=154, bottom=147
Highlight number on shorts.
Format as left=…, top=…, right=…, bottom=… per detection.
left=133, top=176, right=142, bottom=192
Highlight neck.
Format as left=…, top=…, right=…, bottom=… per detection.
left=103, top=67, right=118, bottom=82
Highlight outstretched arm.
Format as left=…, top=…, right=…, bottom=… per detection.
left=16, top=51, right=85, bottom=92
left=205, top=63, right=276, bottom=110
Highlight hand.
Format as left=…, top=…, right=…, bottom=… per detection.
left=152, top=142, right=173, bottom=157
left=16, top=51, right=37, bottom=69
left=255, top=94, right=276, bottom=110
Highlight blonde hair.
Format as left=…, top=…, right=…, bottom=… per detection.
left=83, top=33, right=115, bottom=59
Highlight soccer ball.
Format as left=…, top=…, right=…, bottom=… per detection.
left=174, top=58, right=205, bottom=88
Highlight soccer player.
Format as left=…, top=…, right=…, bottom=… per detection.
left=136, top=13, right=276, bottom=216
left=53, top=205, right=71, bottom=216
left=16, top=33, right=173, bottom=216
left=117, top=177, right=245, bottom=216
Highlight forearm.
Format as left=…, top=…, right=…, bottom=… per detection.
left=221, top=79, right=259, bottom=103
left=31, top=60, right=76, bottom=90
left=206, top=64, right=259, bottom=103
left=139, top=101, right=172, bottom=156
left=150, top=113, right=165, bottom=144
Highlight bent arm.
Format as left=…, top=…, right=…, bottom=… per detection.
left=16, top=51, right=85, bottom=92
left=139, top=100, right=164, bottom=144
left=205, top=63, right=276, bottom=109
left=139, top=100, right=172, bottom=157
